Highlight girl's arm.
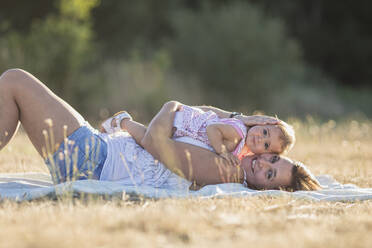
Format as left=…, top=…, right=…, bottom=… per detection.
left=141, top=101, right=244, bottom=186
left=206, top=124, right=227, bottom=155
left=206, top=123, right=240, bottom=154
left=206, top=123, right=241, bottom=166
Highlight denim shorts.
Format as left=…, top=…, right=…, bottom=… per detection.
left=45, top=124, right=107, bottom=184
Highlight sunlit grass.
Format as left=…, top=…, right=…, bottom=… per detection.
left=0, top=119, right=372, bottom=248
left=289, top=118, right=372, bottom=188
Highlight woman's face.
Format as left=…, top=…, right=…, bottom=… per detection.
left=241, top=154, right=293, bottom=189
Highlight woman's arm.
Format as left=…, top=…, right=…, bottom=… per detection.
left=195, top=105, right=279, bottom=126
left=121, top=119, right=147, bottom=146
left=194, top=105, right=233, bottom=118
left=100, top=114, right=147, bottom=146
left=140, top=101, right=181, bottom=160
left=141, top=101, right=244, bottom=186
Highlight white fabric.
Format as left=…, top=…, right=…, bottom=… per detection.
left=101, top=117, right=118, bottom=134
left=1, top=173, right=372, bottom=202
left=98, top=132, right=191, bottom=189
left=173, top=136, right=214, bottom=152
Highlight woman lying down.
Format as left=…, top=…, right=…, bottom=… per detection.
left=0, top=69, right=320, bottom=191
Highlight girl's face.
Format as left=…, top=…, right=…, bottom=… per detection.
left=246, top=125, right=283, bottom=154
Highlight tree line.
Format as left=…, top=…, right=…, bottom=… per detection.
left=1, top=0, right=370, bottom=119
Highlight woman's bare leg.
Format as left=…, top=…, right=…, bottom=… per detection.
left=0, top=69, right=85, bottom=156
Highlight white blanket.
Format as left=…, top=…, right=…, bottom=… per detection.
left=0, top=173, right=371, bottom=202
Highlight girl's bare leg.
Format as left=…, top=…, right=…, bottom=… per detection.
left=0, top=69, right=85, bottom=156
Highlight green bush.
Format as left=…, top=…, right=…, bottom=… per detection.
left=96, top=50, right=204, bottom=122
left=1, top=1, right=364, bottom=119
left=168, top=2, right=305, bottom=112
left=166, top=2, right=356, bottom=118
left=0, top=0, right=102, bottom=115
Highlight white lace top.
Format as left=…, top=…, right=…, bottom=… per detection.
left=98, top=132, right=192, bottom=189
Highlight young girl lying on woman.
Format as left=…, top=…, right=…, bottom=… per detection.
left=101, top=102, right=295, bottom=166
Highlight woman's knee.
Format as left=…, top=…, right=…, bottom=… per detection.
left=0, top=68, right=27, bottom=85
left=0, top=68, right=34, bottom=92
left=1, top=68, right=27, bottom=79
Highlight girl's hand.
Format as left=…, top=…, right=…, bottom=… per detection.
left=219, top=152, right=240, bottom=167
left=235, top=115, right=279, bottom=126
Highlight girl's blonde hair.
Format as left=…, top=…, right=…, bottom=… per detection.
left=277, top=122, right=296, bottom=154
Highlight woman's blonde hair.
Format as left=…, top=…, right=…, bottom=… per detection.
left=283, top=161, right=322, bottom=192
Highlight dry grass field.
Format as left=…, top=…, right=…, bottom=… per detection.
left=1, top=119, right=372, bottom=248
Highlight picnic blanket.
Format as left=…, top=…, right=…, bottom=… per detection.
left=1, top=173, right=372, bottom=202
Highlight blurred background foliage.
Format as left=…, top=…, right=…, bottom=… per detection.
left=0, top=0, right=371, bottom=122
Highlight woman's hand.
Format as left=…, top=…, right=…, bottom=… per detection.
left=235, top=115, right=279, bottom=126
left=219, top=152, right=240, bottom=167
